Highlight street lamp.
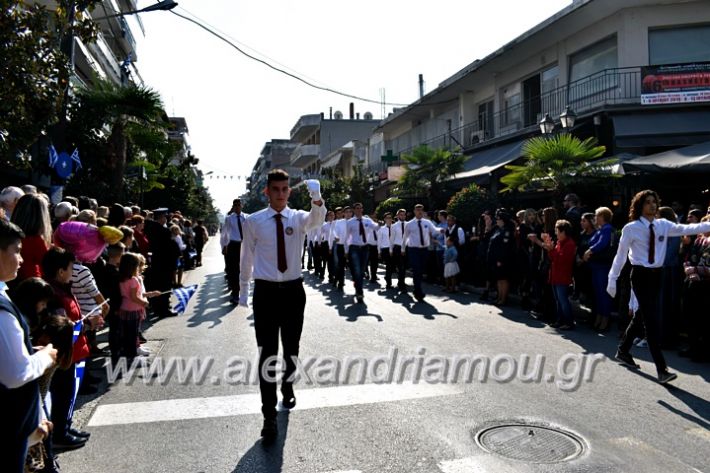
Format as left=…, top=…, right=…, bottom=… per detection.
left=91, top=1, right=178, bottom=20
left=539, top=113, right=556, bottom=135
left=560, top=106, right=577, bottom=130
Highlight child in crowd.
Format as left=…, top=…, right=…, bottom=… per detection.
left=118, top=252, right=159, bottom=359
left=443, top=236, right=460, bottom=292
left=97, top=243, right=125, bottom=363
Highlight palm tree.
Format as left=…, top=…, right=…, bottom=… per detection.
left=499, top=134, right=612, bottom=193
left=396, top=145, right=465, bottom=209
left=68, top=78, right=167, bottom=201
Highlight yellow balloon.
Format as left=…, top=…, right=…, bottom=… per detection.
left=99, top=225, right=123, bottom=245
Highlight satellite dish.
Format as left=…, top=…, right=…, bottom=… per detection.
left=334, top=111, right=343, bottom=119
left=364, top=112, right=373, bottom=120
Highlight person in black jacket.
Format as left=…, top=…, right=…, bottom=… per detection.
left=144, top=209, right=180, bottom=317
left=488, top=209, right=517, bottom=305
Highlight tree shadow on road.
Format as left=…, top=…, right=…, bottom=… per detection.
left=231, top=411, right=290, bottom=473
left=187, top=272, right=235, bottom=329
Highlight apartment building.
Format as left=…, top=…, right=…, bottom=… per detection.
left=374, top=0, right=710, bottom=189
left=289, top=109, right=379, bottom=183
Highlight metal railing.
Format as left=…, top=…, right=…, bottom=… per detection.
left=387, top=67, right=643, bottom=156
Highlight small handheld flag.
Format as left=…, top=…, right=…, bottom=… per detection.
left=173, top=284, right=198, bottom=314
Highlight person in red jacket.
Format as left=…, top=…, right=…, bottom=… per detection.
left=543, top=220, right=577, bottom=330
left=42, top=247, right=102, bottom=449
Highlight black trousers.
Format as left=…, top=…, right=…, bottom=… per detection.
left=253, top=279, right=306, bottom=419
left=225, top=240, right=242, bottom=296
left=147, top=264, right=173, bottom=316
left=334, top=244, right=346, bottom=286
left=392, top=245, right=407, bottom=288
left=381, top=248, right=394, bottom=285
left=619, top=266, right=667, bottom=373
left=324, top=243, right=334, bottom=281
left=312, top=242, right=324, bottom=277
left=368, top=245, right=379, bottom=280
left=50, top=363, right=75, bottom=437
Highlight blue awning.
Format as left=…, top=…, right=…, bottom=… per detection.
left=454, top=139, right=526, bottom=179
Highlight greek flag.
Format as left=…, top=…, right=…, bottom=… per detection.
left=70, top=148, right=82, bottom=170
left=69, top=319, right=85, bottom=420
left=173, top=284, right=198, bottom=314
left=49, top=144, right=59, bottom=167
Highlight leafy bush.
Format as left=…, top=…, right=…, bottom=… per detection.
left=446, top=183, right=494, bottom=230
left=375, top=197, right=406, bottom=219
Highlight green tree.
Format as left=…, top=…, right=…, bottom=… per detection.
left=395, top=145, right=465, bottom=210
left=0, top=0, right=99, bottom=167
left=375, top=197, right=406, bottom=219
left=446, top=183, right=495, bottom=230
left=499, top=134, right=612, bottom=193
left=66, top=78, right=168, bottom=201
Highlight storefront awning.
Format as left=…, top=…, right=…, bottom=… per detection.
left=623, top=140, right=710, bottom=173
left=613, top=111, right=710, bottom=148
left=453, top=139, right=526, bottom=180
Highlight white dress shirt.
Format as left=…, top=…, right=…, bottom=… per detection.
left=332, top=218, right=347, bottom=246
left=607, top=217, right=710, bottom=295
left=322, top=221, right=334, bottom=248
left=345, top=216, right=378, bottom=251
left=0, top=281, right=53, bottom=390
left=390, top=219, right=407, bottom=246
left=404, top=218, right=442, bottom=249
left=307, top=226, right=321, bottom=244
left=239, top=202, right=326, bottom=297
left=220, top=212, right=248, bottom=248
left=378, top=225, right=393, bottom=251
left=366, top=221, right=381, bottom=246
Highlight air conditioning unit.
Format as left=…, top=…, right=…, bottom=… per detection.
left=469, top=130, right=485, bottom=145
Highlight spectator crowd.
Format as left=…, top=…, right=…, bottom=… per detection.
left=0, top=184, right=208, bottom=472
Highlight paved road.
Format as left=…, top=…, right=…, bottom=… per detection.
left=59, top=241, right=710, bottom=473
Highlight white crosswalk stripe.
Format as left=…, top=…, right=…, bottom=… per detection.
left=88, top=382, right=462, bottom=426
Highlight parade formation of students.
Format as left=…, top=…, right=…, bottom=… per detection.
left=3, top=174, right=710, bottom=466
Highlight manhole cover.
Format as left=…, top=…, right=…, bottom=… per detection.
left=475, top=423, right=584, bottom=463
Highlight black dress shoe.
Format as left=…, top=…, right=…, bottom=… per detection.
left=615, top=350, right=640, bottom=369
left=282, top=390, right=296, bottom=409
left=78, top=383, right=98, bottom=395
left=53, top=433, right=87, bottom=450
left=68, top=427, right=91, bottom=438
left=260, top=417, right=278, bottom=444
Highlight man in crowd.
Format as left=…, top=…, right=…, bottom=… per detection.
left=221, top=199, right=248, bottom=304
left=144, top=208, right=180, bottom=317
left=404, top=204, right=444, bottom=302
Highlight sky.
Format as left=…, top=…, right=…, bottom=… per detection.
left=135, top=0, right=572, bottom=213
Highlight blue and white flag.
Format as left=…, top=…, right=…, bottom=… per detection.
left=173, top=284, right=198, bottom=314
left=70, top=148, right=82, bottom=170
left=49, top=144, right=59, bottom=168
left=72, top=318, right=82, bottom=344
left=69, top=319, right=85, bottom=421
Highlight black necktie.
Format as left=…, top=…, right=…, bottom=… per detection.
left=648, top=223, right=655, bottom=265
left=236, top=214, right=243, bottom=240
left=418, top=220, right=425, bottom=246
left=388, top=226, right=391, bottom=239
left=401, top=221, right=404, bottom=239
left=358, top=219, right=366, bottom=243
left=275, top=214, right=287, bottom=272
left=373, top=228, right=378, bottom=242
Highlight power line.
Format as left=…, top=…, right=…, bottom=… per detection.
left=169, top=10, right=409, bottom=107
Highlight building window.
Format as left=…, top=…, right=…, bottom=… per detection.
left=649, top=24, right=710, bottom=65
left=500, top=84, right=521, bottom=129
left=569, top=36, right=618, bottom=82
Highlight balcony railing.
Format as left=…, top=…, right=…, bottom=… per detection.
left=387, top=67, right=643, bottom=156
left=290, top=144, right=320, bottom=167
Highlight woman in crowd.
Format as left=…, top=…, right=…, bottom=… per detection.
left=517, top=208, right=542, bottom=310
left=584, top=207, right=615, bottom=332
left=574, top=212, right=596, bottom=306
left=0, top=186, right=24, bottom=221
left=487, top=209, right=517, bottom=306
left=473, top=210, right=496, bottom=300
left=11, top=193, right=52, bottom=284
left=170, top=224, right=187, bottom=288
left=545, top=220, right=577, bottom=330
left=680, top=215, right=710, bottom=361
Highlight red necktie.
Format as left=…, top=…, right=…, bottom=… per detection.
left=275, top=214, right=287, bottom=272
left=648, top=223, right=655, bottom=265
left=358, top=219, right=366, bottom=243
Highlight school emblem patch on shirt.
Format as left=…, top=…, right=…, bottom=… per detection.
left=658, top=235, right=664, bottom=242
left=285, top=227, right=294, bottom=236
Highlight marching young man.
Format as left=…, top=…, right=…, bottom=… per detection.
left=404, top=204, right=444, bottom=302
left=239, top=170, right=326, bottom=443
left=608, top=189, right=710, bottom=384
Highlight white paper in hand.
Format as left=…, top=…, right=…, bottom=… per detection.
left=305, top=179, right=322, bottom=201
